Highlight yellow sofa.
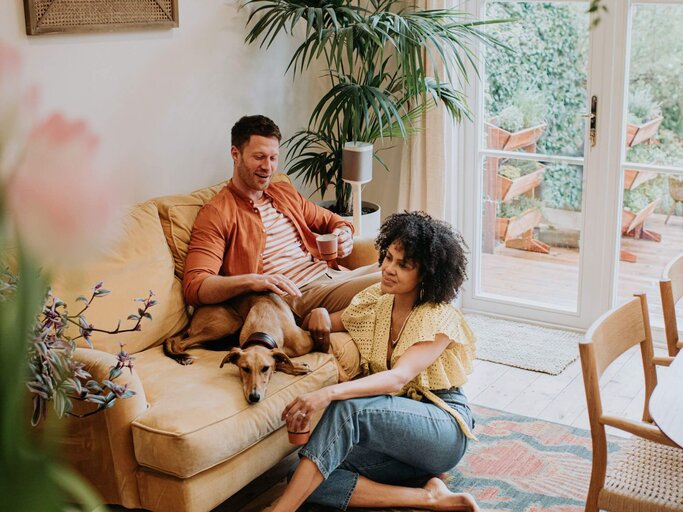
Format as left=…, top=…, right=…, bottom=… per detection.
left=51, top=177, right=375, bottom=512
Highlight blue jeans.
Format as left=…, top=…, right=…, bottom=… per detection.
left=294, top=387, right=474, bottom=511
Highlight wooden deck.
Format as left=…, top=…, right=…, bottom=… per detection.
left=480, top=212, right=683, bottom=329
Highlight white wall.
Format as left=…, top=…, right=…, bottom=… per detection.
left=1, top=0, right=317, bottom=201
left=1, top=0, right=400, bottom=212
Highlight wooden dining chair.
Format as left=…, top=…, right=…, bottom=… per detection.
left=580, top=294, right=683, bottom=512
left=660, top=252, right=683, bottom=357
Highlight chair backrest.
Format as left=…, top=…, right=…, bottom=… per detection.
left=580, top=294, right=658, bottom=427
left=660, top=252, right=683, bottom=357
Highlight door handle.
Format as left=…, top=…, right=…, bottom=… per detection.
left=584, top=96, right=598, bottom=147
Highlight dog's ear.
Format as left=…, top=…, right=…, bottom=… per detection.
left=271, top=349, right=290, bottom=365
left=272, top=349, right=311, bottom=376
left=220, top=348, right=243, bottom=368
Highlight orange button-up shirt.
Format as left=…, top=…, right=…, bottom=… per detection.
left=182, top=180, right=353, bottom=306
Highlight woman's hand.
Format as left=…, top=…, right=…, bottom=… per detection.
left=305, top=307, right=332, bottom=349
left=282, top=388, right=333, bottom=430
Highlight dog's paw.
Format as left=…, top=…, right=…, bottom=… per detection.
left=298, top=363, right=312, bottom=374
left=178, top=356, right=195, bottom=366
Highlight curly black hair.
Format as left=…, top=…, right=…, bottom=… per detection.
left=231, top=115, right=282, bottom=151
left=375, top=211, right=468, bottom=305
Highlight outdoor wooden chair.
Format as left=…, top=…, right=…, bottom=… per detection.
left=660, top=252, right=683, bottom=357
left=580, top=294, right=683, bottom=512
left=620, top=198, right=661, bottom=263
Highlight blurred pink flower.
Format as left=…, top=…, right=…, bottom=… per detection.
left=0, top=40, right=37, bottom=178
left=6, top=113, right=121, bottom=266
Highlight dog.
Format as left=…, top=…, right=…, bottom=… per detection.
left=163, top=292, right=329, bottom=403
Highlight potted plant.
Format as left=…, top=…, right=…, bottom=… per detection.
left=495, top=195, right=549, bottom=253
left=244, top=0, right=507, bottom=216
left=486, top=89, right=548, bottom=152
left=626, top=86, right=663, bottom=147
left=497, top=159, right=546, bottom=202
left=623, top=139, right=667, bottom=190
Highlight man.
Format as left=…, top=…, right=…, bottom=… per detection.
left=182, top=115, right=380, bottom=322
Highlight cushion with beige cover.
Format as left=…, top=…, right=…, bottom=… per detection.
left=131, top=347, right=338, bottom=478
left=51, top=201, right=188, bottom=355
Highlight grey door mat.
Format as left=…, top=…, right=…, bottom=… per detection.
left=464, top=313, right=582, bottom=375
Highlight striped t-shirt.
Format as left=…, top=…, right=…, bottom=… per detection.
left=255, top=198, right=329, bottom=287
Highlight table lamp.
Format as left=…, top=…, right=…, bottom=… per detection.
left=342, top=142, right=373, bottom=237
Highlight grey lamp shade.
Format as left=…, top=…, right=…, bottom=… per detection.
left=342, top=142, right=373, bottom=183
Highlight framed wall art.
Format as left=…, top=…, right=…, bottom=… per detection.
left=23, top=0, right=179, bottom=36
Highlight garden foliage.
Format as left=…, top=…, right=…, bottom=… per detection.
left=485, top=2, right=587, bottom=212
left=486, top=2, right=683, bottom=214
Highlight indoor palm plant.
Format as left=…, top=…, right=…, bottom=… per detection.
left=244, top=0, right=506, bottom=214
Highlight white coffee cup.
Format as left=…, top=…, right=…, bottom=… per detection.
left=316, top=233, right=338, bottom=261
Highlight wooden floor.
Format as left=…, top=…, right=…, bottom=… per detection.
left=480, top=212, right=683, bottom=329
left=224, top=344, right=664, bottom=511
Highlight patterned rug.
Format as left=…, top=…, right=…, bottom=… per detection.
left=443, top=405, right=626, bottom=511
left=464, top=314, right=582, bottom=375
left=295, top=405, right=626, bottom=512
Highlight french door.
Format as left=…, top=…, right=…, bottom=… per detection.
left=460, top=0, right=683, bottom=333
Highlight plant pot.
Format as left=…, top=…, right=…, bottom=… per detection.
left=319, top=200, right=381, bottom=238
left=496, top=208, right=542, bottom=241
left=625, top=116, right=663, bottom=147
left=485, top=120, right=547, bottom=152
left=497, top=167, right=546, bottom=202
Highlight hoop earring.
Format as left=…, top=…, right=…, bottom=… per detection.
left=419, top=284, right=425, bottom=302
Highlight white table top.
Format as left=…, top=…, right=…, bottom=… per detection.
left=649, top=351, right=683, bottom=448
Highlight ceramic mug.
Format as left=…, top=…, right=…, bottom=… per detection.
left=316, top=233, right=338, bottom=261
left=287, top=430, right=311, bottom=445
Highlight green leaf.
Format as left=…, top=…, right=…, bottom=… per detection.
left=49, top=463, right=105, bottom=511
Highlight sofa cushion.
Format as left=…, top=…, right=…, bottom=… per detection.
left=131, top=346, right=338, bottom=478
left=152, top=182, right=225, bottom=279
left=50, top=201, right=188, bottom=355
left=153, top=174, right=291, bottom=278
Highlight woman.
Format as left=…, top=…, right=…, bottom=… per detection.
left=275, top=211, right=478, bottom=512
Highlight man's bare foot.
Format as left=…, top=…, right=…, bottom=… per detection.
left=424, top=477, right=480, bottom=511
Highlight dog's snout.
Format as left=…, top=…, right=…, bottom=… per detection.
left=248, top=391, right=261, bottom=403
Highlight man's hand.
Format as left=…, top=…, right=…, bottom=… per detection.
left=304, top=307, right=331, bottom=349
left=332, top=226, right=353, bottom=259
left=248, top=273, right=302, bottom=297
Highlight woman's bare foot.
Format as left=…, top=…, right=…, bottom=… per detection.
left=423, top=477, right=479, bottom=511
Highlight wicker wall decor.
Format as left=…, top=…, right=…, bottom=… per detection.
left=23, top=0, right=179, bottom=35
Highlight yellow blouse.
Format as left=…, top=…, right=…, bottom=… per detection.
left=341, top=283, right=477, bottom=439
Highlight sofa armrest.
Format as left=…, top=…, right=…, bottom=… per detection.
left=339, top=237, right=379, bottom=270
left=59, top=348, right=148, bottom=508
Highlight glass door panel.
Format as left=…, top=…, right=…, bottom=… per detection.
left=477, top=1, right=589, bottom=312
left=483, top=1, right=588, bottom=159
left=616, top=3, right=683, bottom=330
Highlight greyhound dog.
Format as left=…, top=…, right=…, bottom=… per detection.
left=163, top=292, right=328, bottom=403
